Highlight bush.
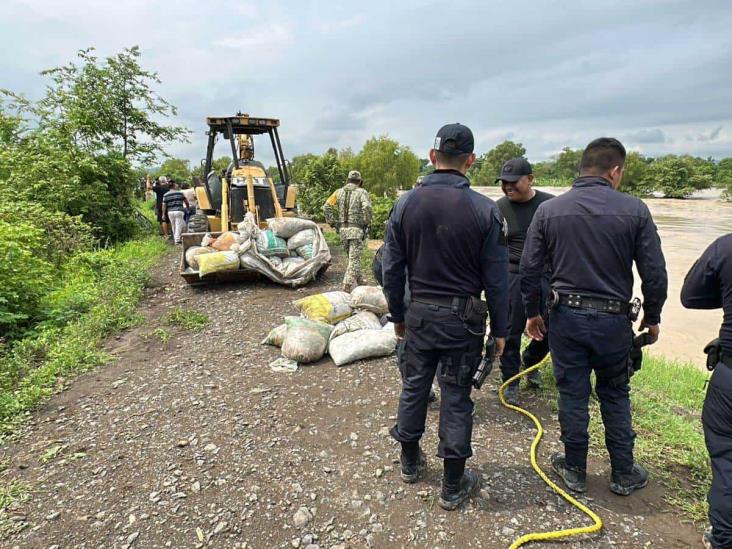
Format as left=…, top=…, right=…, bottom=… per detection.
left=369, top=195, right=394, bottom=239
left=292, top=149, right=348, bottom=222
left=0, top=198, right=96, bottom=266
left=0, top=220, right=53, bottom=335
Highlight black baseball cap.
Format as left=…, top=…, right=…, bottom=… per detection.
left=433, top=123, right=474, bottom=155
left=496, top=157, right=532, bottom=183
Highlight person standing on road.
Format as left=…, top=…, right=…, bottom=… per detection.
left=496, top=158, right=553, bottom=405
left=521, top=137, right=668, bottom=496
left=153, top=176, right=170, bottom=237
left=162, top=180, right=189, bottom=245
left=323, top=170, right=372, bottom=292
left=681, top=234, right=732, bottom=549
left=181, top=182, right=197, bottom=225
left=382, top=123, right=509, bottom=511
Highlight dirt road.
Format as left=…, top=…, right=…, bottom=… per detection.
left=1, top=245, right=701, bottom=548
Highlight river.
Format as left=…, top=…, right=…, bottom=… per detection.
left=475, top=186, right=732, bottom=369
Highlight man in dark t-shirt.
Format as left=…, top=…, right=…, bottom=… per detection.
left=152, top=176, right=170, bottom=237
left=496, top=158, right=553, bottom=405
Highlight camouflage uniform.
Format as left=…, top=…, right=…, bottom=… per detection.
left=324, top=171, right=373, bottom=291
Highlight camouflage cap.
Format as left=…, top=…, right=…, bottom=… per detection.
left=347, top=170, right=362, bottom=182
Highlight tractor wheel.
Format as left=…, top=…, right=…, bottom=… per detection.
left=187, top=213, right=209, bottom=233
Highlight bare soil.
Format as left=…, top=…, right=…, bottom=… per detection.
left=1, top=245, right=701, bottom=548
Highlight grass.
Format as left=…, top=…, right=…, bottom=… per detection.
left=164, top=307, right=210, bottom=330
left=532, top=348, right=710, bottom=522
left=0, top=236, right=168, bottom=440
left=324, top=230, right=377, bottom=285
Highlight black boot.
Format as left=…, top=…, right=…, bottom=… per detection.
left=400, top=442, right=426, bottom=484
left=550, top=453, right=587, bottom=493
left=438, top=458, right=479, bottom=511
left=610, top=462, right=648, bottom=496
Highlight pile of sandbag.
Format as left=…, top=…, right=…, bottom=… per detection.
left=182, top=213, right=330, bottom=287
left=262, top=286, right=397, bottom=367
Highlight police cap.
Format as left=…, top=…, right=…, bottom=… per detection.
left=434, top=123, right=474, bottom=155
left=496, top=157, right=532, bottom=183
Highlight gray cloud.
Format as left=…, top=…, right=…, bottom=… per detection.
left=2, top=0, right=732, bottom=163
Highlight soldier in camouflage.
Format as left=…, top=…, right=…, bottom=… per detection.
left=323, top=170, right=373, bottom=292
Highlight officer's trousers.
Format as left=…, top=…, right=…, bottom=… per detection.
left=703, top=362, right=732, bottom=548
left=390, top=302, right=482, bottom=459
left=500, top=271, right=550, bottom=383
left=548, top=305, right=635, bottom=472
left=341, top=237, right=364, bottom=287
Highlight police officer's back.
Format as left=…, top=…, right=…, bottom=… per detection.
left=681, top=234, right=732, bottom=548
left=521, top=137, right=668, bottom=495
left=382, top=123, right=509, bottom=510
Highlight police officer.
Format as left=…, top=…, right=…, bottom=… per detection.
left=681, top=234, right=732, bottom=548
left=323, top=170, right=373, bottom=292
left=382, top=123, right=509, bottom=510
left=521, top=137, right=668, bottom=495
left=496, top=158, right=553, bottom=405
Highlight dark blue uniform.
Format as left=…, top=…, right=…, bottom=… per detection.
left=681, top=234, right=732, bottom=549
left=520, top=176, right=667, bottom=473
left=383, top=169, right=509, bottom=459
left=497, top=190, right=554, bottom=385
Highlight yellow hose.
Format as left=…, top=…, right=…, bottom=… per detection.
left=498, top=359, right=603, bottom=548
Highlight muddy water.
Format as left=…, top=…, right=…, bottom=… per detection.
left=476, top=186, right=732, bottom=369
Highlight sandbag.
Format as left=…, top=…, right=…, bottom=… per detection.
left=330, top=311, right=382, bottom=340
left=281, top=326, right=327, bottom=363
left=284, top=316, right=333, bottom=340
left=211, top=231, right=239, bottom=251
left=201, top=233, right=215, bottom=247
left=256, top=229, right=289, bottom=257
left=185, top=246, right=215, bottom=269
left=350, top=286, right=389, bottom=315
left=328, top=329, right=398, bottom=367
left=287, top=229, right=315, bottom=251
left=278, top=257, right=306, bottom=278
left=198, top=251, right=240, bottom=277
left=293, top=291, right=352, bottom=324
left=261, top=323, right=287, bottom=347
left=267, top=217, right=314, bottom=239
left=296, top=244, right=314, bottom=260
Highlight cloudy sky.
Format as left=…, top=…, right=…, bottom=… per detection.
left=2, top=0, right=732, bottom=166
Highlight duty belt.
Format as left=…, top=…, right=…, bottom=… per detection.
left=558, top=294, right=631, bottom=315
left=412, top=296, right=468, bottom=309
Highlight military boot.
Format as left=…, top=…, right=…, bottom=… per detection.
left=550, top=453, right=587, bottom=493
left=525, top=367, right=542, bottom=389
left=609, top=463, right=648, bottom=496
left=503, top=381, right=520, bottom=406
left=342, top=282, right=353, bottom=293
left=400, top=442, right=426, bottom=484
left=702, top=528, right=714, bottom=549
left=438, top=459, right=480, bottom=511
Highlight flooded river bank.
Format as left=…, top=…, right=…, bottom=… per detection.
left=475, top=186, right=732, bottom=369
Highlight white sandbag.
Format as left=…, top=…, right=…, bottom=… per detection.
left=267, top=217, right=315, bottom=239
left=185, top=246, right=215, bottom=269
left=350, top=286, right=389, bottom=315
left=330, top=311, right=382, bottom=340
left=256, top=230, right=289, bottom=257
left=287, top=229, right=315, bottom=251
left=234, top=213, right=331, bottom=288
left=261, top=323, right=287, bottom=347
left=293, top=291, right=352, bottom=324
left=278, top=256, right=306, bottom=278
left=328, top=329, right=398, bottom=367
left=281, top=326, right=327, bottom=363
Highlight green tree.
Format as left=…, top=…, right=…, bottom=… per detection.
left=0, top=47, right=188, bottom=240
left=554, top=147, right=583, bottom=181
left=716, top=158, right=732, bottom=200
left=470, top=140, right=526, bottom=185
left=291, top=149, right=348, bottom=221
left=352, top=135, right=420, bottom=197
left=38, top=47, right=189, bottom=164
left=642, top=155, right=714, bottom=199
left=619, top=151, right=652, bottom=197
left=156, top=157, right=190, bottom=183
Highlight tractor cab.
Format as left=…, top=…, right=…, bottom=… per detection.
left=195, top=113, right=297, bottom=232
